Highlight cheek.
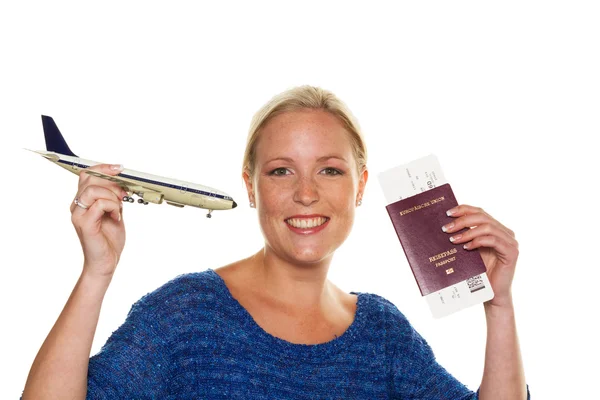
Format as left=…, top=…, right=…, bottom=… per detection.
left=256, top=182, right=286, bottom=218
left=340, top=201, right=356, bottom=227
left=328, top=182, right=357, bottom=224
left=332, top=180, right=358, bottom=206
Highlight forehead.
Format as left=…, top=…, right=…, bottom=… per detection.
left=255, top=109, right=354, bottom=160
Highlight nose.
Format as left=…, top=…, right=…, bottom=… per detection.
left=232, top=201, right=237, bottom=209
left=294, top=176, right=319, bottom=206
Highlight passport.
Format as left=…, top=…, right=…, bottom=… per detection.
left=378, top=154, right=494, bottom=318
left=385, top=183, right=487, bottom=296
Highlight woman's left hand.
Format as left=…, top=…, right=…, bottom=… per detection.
left=442, top=205, right=519, bottom=308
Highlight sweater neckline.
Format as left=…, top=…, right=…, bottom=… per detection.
left=207, top=268, right=368, bottom=361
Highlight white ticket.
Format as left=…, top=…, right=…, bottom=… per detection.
left=378, top=154, right=494, bottom=318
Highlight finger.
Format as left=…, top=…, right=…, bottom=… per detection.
left=442, top=212, right=515, bottom=241
left=446, top=204, right=487, bottom=215
left=75, top=164, right=128, bottom=209
left=87, top=163, right=124, bottom=174
left=78, top=163, right=124, bottom=186
left=78, top=175, right=128, bottom=201
left=446, top=223, right=518, bottom=250
left=71, top=196, right=122, bottom=224
left=462, top=234, right=519, bottom=265
left=78, top=164, right=126, bottom=190
left=445, top=204, right=515, bottom=239
left=73, top=198, right=122, bottom=228
left=71, top=185, right=120, bottom=214
left=71, top=185, right=124, bottom=216
left=71, top=185, right=125, bottom=215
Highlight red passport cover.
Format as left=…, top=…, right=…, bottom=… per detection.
left=385, top=183, right=487, bottom=296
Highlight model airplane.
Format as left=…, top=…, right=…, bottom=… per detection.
left=26, top=115, right=237, bottom=218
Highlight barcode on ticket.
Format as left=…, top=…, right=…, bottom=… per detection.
left=467, top=275, right=485, bottom=293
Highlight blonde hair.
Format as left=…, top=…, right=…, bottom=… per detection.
left=243, top=85, right=367, bottom=178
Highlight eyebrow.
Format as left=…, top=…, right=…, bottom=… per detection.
left=318, top=155, right=348, bottom=163
left=265, top=155, right=349, bottom=164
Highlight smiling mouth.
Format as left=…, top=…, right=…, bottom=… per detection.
left=285, top=216, right=329, bottom=229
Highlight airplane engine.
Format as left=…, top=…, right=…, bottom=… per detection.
left=142, top=192, right=164, bottom=204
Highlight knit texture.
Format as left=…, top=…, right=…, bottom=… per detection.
left=85, top=269, right=530, bottom=399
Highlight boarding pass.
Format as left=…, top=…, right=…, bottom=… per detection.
left=378, top=154, right=494, bottom=318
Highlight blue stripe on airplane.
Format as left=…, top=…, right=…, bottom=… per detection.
left=58, top=160, right=229, bottom=200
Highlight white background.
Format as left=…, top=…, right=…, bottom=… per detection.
left=1, top=1, right=598, bottom=398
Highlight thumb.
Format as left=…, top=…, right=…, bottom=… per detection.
left=107, top=164, right=124, bottom=174
left=88, top=163, right=124, bottom=175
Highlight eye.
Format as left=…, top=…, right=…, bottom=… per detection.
left=321, top=167, right=343, bottom=176
left=269, top=167, right=290, bottom=176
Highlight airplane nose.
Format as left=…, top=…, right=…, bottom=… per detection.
left=232, top=201, right=237, bottom=209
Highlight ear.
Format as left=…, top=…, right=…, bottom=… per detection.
left=243, top=168, right=255, bottom=203
left=356, top=167, right=368, bottom=203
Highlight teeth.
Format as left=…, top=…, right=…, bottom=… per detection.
left=286, top=217, right=328, bottom=229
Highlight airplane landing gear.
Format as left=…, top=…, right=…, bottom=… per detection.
left=123, top=193, right=147, bottom=204
left=206, top=210, right=213, bottom=218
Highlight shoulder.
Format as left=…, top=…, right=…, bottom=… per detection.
left=358, top=292, right=426, bottom=343
left=360, top=292, right=410, bottom=325
left=359, top=293, right=435, bottom=363
left=128, top=269, right=223, bottom=318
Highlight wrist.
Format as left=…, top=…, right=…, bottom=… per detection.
left=484, top=295, right=515, bottom=319
left=80, top=267, right=113, bottom=294
left=485, top=287, right=514, bottom=308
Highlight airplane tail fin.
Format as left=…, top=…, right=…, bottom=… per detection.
left=42, top=115, right=78, bottom=157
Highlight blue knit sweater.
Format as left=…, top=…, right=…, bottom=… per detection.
left=84, top=269, right=530, bottom=399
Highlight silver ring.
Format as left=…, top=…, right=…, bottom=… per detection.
left=74, top=197, right=90, bottom=210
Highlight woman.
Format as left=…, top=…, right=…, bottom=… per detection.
left=22, top=85, right=529, bottom=399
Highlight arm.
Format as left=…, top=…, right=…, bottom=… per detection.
left=22, top=270, right=111, bottom=399
left=443, top=204, right=529, bottom=399
left=478, top=299, right=528, bottom=400
left=391, top=313, right=479, bottom=400
left=392, top=204, right=530, bottom=399
left=390, top=302, right=530, bottom=400
left=22, top=268, right=172, bottom=399
left=85, top=286, right=172, bottom=399
left=22, top=163, right=127, bottom=399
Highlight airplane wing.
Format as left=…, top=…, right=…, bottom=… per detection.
left=24, top=148, right=60, bottom=162
left=84, top=170, right=161, bottom=194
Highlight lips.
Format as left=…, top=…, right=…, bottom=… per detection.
left=285, top=216, right=329, bottom=229
left=284, top=215, right=330, bottom=234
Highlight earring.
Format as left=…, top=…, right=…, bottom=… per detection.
left=249, top=201, right=255, bottom=208
left=357, top=199, right=362, bottom=206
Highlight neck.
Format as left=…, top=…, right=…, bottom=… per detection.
left=249, top=247, right=336, bottom=311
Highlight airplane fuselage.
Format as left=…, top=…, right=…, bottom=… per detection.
left=46, top=152, right=236, bottom=211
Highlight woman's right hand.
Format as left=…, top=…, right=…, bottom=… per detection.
left=22, top=163, right=130, bottom=399
left=70, top=163, right=128, bottom=279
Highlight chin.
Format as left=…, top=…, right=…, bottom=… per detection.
left=287, top=245, right=336, bottom=265
left=263, top=223, right=350, bottom=266
left=264, top=241, right=333, bottom=266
